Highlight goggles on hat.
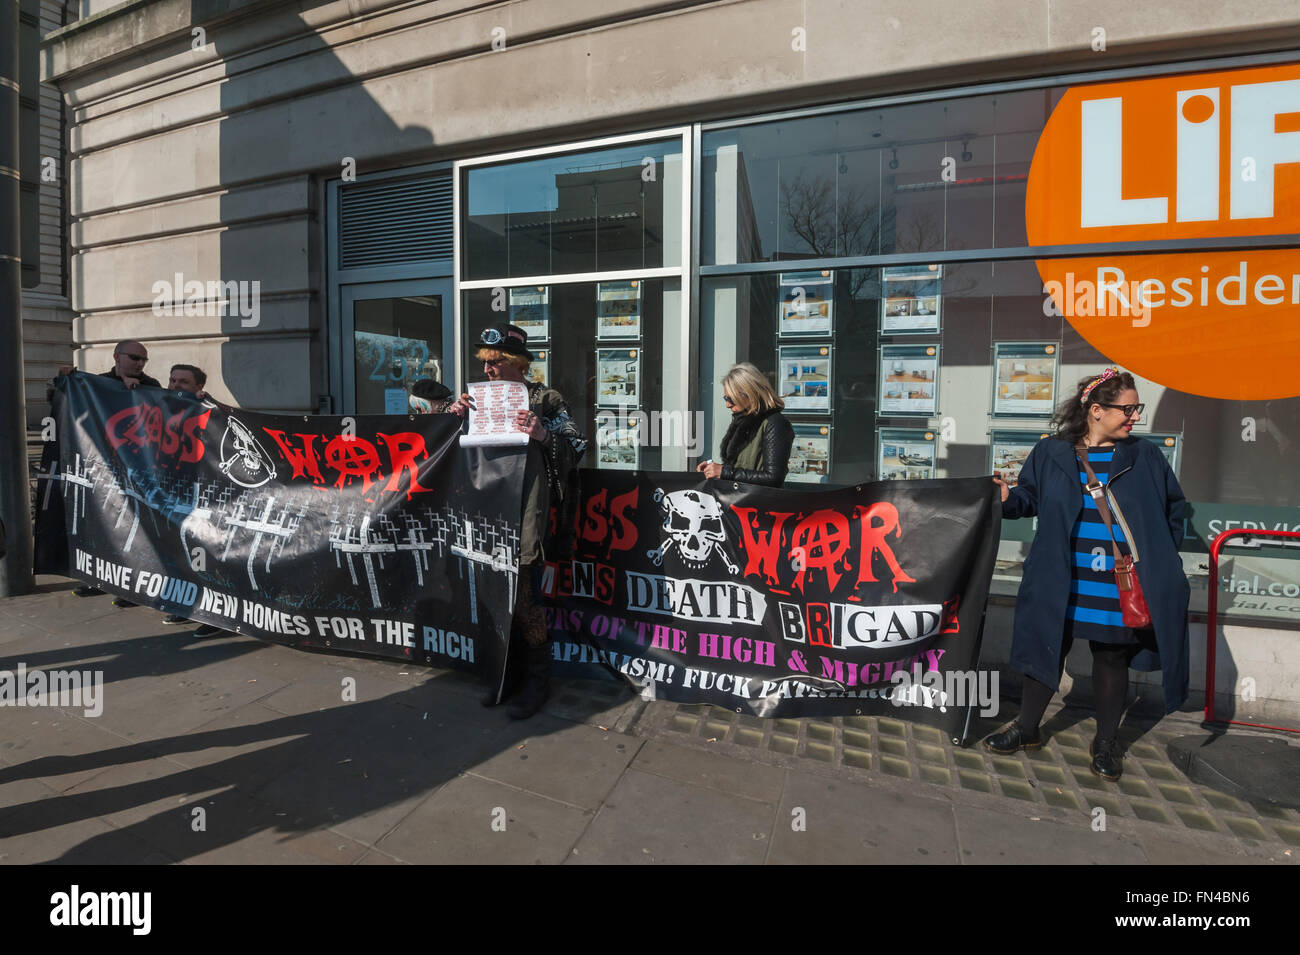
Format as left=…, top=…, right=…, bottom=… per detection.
left=480, top=326, right=527, bottom=347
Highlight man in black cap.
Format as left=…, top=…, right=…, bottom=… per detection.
left=447, top=324, right=586, bottom=719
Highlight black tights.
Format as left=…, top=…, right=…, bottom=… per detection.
left=1019, top=636, right=1136, bottom=740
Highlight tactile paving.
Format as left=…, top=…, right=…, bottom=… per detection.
left=641, top=694, right=1300, bottom=848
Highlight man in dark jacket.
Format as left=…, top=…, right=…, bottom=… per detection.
left=101, top=340, right=161, bottom=389
left=56, top=339, right=161, bottom=390
left=55, top=342, right=162, bottom=597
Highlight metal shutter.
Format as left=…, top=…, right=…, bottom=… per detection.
left=338, top=172, right=453, bottom=269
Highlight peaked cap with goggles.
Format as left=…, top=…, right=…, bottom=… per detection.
left=476, top=324, right=534, bottom=362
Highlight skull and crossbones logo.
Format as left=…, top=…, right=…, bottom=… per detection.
left=218, top=417, right=277, bottom=489
left=645, top=488, right=737, bottom=574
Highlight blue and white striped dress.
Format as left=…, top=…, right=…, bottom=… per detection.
left=1066, top=447, right=1135, bottom=644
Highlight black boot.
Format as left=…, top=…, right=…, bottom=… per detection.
left=983, top=721, right=1042, bottom=754
left=1090, top=736, right=1122, bottom=781
left=506, top=642, right=552, bottom=720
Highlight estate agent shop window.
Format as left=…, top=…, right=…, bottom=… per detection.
left=446, top=60, right=1300, bottom=625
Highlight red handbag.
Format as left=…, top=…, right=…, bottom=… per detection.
left=1077, top=448, right=1153, bottom=629
left=1112, top=552, right=1152, bottom=629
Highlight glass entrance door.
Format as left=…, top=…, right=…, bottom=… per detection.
left=340, top=278, right=454, bottom=414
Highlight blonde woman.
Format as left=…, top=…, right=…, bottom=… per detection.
left=697, top=362, right=795, bottom=487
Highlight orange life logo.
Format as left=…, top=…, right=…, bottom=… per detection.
left=1026, top=63, right=1300, bottom=400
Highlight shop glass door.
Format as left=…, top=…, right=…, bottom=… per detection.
left=340, top=279, right=454, bottom=414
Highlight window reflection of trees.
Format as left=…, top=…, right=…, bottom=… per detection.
left=779, top=168, right=963, bottom=302
left=780, top=170, right=883, bottom=258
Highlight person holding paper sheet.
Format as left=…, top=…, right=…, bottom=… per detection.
left=447, top=324, right=587, bottom=719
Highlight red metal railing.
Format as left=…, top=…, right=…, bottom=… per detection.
left=1204, top=528, right=1300, bottom=734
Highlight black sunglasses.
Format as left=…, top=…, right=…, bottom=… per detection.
left=1099, top=402, right=1144, bottom=417
left=118, top=352, right=147, bottom=363
left=723, top=394, right=735, bottom=406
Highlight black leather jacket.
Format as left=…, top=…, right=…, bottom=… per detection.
left=720, top=412, right=795, bottom=487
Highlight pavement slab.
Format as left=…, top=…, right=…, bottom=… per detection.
left=171, top=789, right=373, bottom=864
left=630, top=738, right=786, bottom=804
left=465, top=716, right=642, bottom=811
left=255, top=665, right=413, bottom=717
left=92, top=670, right=289, bottom=744
left=0, top=618, right=62, bottom=647
left=0, top=713, right=148, bottom=793
left=250, top=741, right=455, bottom=847
left=15, top=756, right=228, bottom=839
left=952, top=803, right=1148, bottom=865
left=156, top=702, right=325, bottom=792
left=0, top=808, right=171, bottom=864
left=375, top=773, right=591, bottom=864
left=769, top=771, right=961, bottom=864
left=570, top=769, right=775, bottom=865
left=1131, top=826, right=1264, bottom=865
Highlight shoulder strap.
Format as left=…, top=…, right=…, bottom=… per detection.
left=1076, top=446, right=1131, bottom=565
left=1103, top=483, right=1141, bottom=564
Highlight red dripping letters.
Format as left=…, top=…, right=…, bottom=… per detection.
left=731, top=501, right=915, bottom=596
left=265, top=429, right=434, bottom=499
left=106, top=405, right=210, bottom=464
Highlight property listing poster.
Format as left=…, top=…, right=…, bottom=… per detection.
left=879, top=344, right=939, bottom=417
left=878, top=428, right=937, bottom=481
left=989, top=430, right=1050, bottom=486
left=509, top=287, right=550, bottom=342
left=881, top=264, right=942, bottom=335
left=993, top=342, right=1058, bottom=416
left=595, top=411, right=640, bottom=470
left=527, top=348, right=549, bottom=387
left=786, top=422, right=832, bottom=484
left=597, top=281, right=642, bottom=340
left=778, top=344, right=832, bottom=412
left=596, top=348, right=641, bottom=407
left=1143, top=433, right=1181, bottom=474
left=778, top=270, right=834, bottom=337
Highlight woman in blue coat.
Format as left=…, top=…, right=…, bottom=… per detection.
left=986, top=369, right=1189, bottom=781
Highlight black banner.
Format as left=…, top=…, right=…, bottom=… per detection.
left=545, top=473, right=1000, bottom=741
left=35, top=374, right=524, bottom=690
left=37, top=375, right=1000, bottom=738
